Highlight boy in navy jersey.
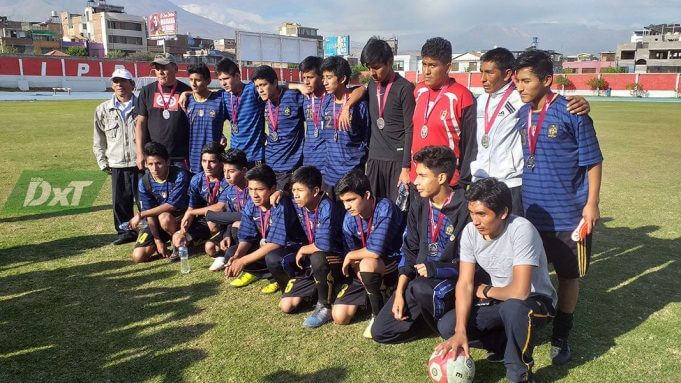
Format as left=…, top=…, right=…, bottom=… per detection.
left=185, top=63, right=227, bottom=174
left=372, top=146, right=470, bottom=343
left=252, top=65, right=305, bottom=191
left=298, top=57, right=329, bottom=174
left=224, top=165, right=307, bottom=294
left=171, top=142, right=228, bottom=261
left=205, top=148, right=251, bottom=272
left=335, top=170, right=405, bottom=338
left=129, top=142, right=190, bottom=263
left=279, top=166, right=345, bottom=328
left=514, top=50, right=603, bottom=365
left=320, top=56, right=370, bottom=199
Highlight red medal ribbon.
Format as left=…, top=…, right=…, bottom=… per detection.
left=376, top=73, right=396, bottom=119
left=484, top=83, right=515, bottom=135
left=229, top=93, right=240, bottom=126
left=267, top=99, right=280, bottom=133
left=311, top=93, right=326, bottom=128
left=356, top=197, right=375, bottom=248
left=422, top=81, right=449, bottom=128
left=259, top=209, right=271, bottom=239
left=234, top=186, right=247, bottom=211
left=205, top=175, right=221, bottom=205
left=332, top=93, right=349, bottom=131
left=303, top=205, right=319, bottom=244
left=157, top=81, right=178, bottom=111
left=527, top=92, right=556, bottom=157
left=429, top=192, right=454, bottom=244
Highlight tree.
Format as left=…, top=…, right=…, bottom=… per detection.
left=126, top=51, right=155, bottom=62
left=107, top=49, right=126, bottom=59
left=625, top=82, right=645, bottom=97
left=561, top=68, right=576, bottom=74
left=351, top=63, right=368, bottom=80
left=586, top=77, right=608, bottom=95
left=554, top=75, right=573, bottom=94
left=601, top=66, right=627, bottom=73
left=1, top=45, right=18, bottom=55
left=65, top=46, right=87, bottom=57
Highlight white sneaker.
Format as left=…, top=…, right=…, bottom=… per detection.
left=209, top=256, right=226, bottom=271
left=363, top=317, right=375, bottom=339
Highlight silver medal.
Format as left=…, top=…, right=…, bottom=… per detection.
left=162, top=109, right=170, bottom=119
left=377, top=117, right=385, bottom=130
left=428, top=243, right=439, bottom=257
left=313, top=127, right=319, bottom=138
left=420, top=125, right=428, bottom=139
left=259, top=238, right=266, bottom=247
left=481, top=134, right=490, bottom=148
left=231, top=123, right=238, bottom=134
left=270, top=130, right=279, bottom=142
left=527, top=155, right=536, bottom=170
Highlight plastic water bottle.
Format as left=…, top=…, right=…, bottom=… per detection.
left=396, top=183, right=410, bottom=212
left=179, top=245, right=190, bottom=274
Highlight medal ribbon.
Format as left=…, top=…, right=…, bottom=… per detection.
left=422, top=80, right=449, bottom=127
left=429, top=191, right=454, bottom=244
left=311, top=93, right=326, bottom=128
left=484, top=83, right=515, bottom=135
left=205, top=175, right=221, bottom=205
left=156, top=82, right=178, bottom=112
left=303, top=204, right=320, bottom=244
left=527, top=92, right=556, bottom=157
left=230, top=94, right=240, bottom=127
left=332, top=93, right=348, bottom=131
left=356, top=197, right=375, bottom=248
left=234, top=186, right=247, bottom=212
left=267, top=99, right=280, bottom=133
left=376, top=73, right=396, bottom=119
left=259, top=209, right=272, bottom=239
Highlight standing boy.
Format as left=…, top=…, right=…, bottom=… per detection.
left=514, top=50, right=603, bottom=365
left=298, top=56, right=329, bottom=173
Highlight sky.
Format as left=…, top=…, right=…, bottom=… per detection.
left=170, top=0, right=681, bottom=55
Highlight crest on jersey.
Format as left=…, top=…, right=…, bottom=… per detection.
left=284, top=106, right=291, bottom=116
left=209, top=110, right=216, bottom=118
left=446, top=224, right=454, bottom=235
left=548, top=125, right=558, bottom=138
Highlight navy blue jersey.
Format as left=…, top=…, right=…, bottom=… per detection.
left=138, top=166, right=189, bottom=212
left=220, top=83, right=266, bottom=163
left=294, top=196, right=345, bottom=255
left=187, top=172, right=229, bottom=209
left=516, top=95, right=603, bottom=231
left=302, top=93, right=330, bottom=172
left=218, top=184, right=250, bottom=212
left=237, top=198, right=307, bottom=247
left=321, top=94, right=370, bottom=186
left=264, top=88, right=305, bottom=172
left=186, top=92, right=227, bottom=173
left=342, top=197, right=404, bottom=260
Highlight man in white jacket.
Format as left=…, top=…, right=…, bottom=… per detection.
left=93, top=68, right=139, bottom=245
left=471, top=48, right=589, bottom=216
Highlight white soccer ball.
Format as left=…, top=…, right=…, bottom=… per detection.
left=428, top=349, right=475, bottom=383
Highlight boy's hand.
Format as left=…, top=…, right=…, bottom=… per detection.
left=565, top=95, right=590, bottom=115
left=582, top=202, right=600, bottom=234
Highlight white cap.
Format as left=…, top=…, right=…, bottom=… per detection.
left=111, top=68, right=133, bottom=80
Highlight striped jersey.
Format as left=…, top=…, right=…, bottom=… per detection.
left=264, top=88, right=305, bottom=172
left=218, top=184, right=250, bottom=212
left=302, top=92, right=329, bottom=172
left=294, top=196, right=345, bottom=255
left=187, top=172, right=228, bottom=209
left=410, top=79, right=477, bottom=186
left=138, top=166, right=189, bottom=211
left=220, top=83, right=266, bottom=163
left=186, top=92, right=227, bottom=173
left=321, top=94, right=370, bottom=186
left=516, top=95, right=603, bottom=231
left=342, top=197, right=404, bottom=260
left=237, top=198, right=307, bottom=247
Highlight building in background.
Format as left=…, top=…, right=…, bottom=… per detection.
left=617, top=23, right=681, bottom=73
left=452, top=52, right=482, bottom=73
left=60, top=0, right=147, bottom=57
left=562, top=51, right=619, bottom=74
left=0, top=14, right=62, bottom=54
left=279, top=22, right=323, bottom=57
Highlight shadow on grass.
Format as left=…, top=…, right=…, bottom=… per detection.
left=263, top=367, right=348, bottom=383
left=531, top=219, right=681, bottom=381
left=0, top=235, right=218, bottom=382
left=0, top=204, right=112, bottom=223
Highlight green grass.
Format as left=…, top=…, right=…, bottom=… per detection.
left=0, top=100, right=680, bottom=382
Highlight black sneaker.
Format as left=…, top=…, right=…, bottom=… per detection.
left=551, top=338, right=572, bottom=365
left=112, top=232, right=136, bottom=245
left=486, top=351, right=504, bottom=363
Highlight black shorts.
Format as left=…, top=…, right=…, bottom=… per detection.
left=334, top=264, right=399, bottom=306
left=541, top=230, right=592, bottom=279
left=134, top=225, right=172, bottom=248
left=185, top=217, right=213, bottom=245
left=281, top=276, right=317, bottom=300
left=366, top=158, right=402, bottom=201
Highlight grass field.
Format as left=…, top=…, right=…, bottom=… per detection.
left=0, top=100, right=679, bottom=383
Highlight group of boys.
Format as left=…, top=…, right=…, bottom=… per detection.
left=93, top=35, right=602, bottom=383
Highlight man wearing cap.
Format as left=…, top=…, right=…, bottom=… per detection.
left=93, top=68, right=139, bottom=245
left=135, top=53, right=192, bottom=171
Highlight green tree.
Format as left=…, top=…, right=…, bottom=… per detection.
left=586, top=77, right=608, bottom=94
left=601, top=66, right=626, bottom=73
left=1, top=45, right=18, bottom=55
left=554, top=75, right=573, bottom=93
left=65, top=46, right=88, bottom=56
left=351, top=63, right=368, bottom=80
left=127, top=51, right=155, bottom=62
left=625, top=82, right=645, bottom=97
left=107, top=49, right=126, bottom=59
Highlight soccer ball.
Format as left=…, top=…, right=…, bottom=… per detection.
left=428, top=349, right=475, bottom=383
